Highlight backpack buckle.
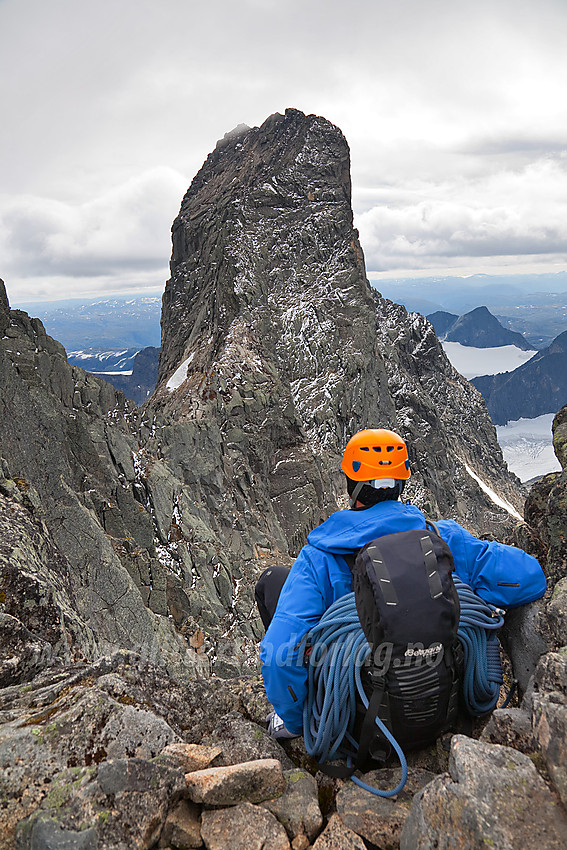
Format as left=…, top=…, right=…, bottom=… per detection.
left=368, top=668, right=386, bottom=689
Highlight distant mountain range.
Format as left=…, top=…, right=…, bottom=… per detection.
left=13, top=295, right=163, bottom=405
left=472, top=331, right=567, bottom=425
left=67, top=346, right=160, bottom=406
left=372, top=274, right=567, bottom=348
left=67, top=348, right=140, bottom=373
left=428, top=305, right=567, bottom=425
left=428, top=306, right=533, bottom=350
left=13, top=295, right=162, bottom=351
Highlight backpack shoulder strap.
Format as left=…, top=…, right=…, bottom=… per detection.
left=425, top=518, right=440, bottom=536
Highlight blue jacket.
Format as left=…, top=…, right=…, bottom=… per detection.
left=259, top=500, right=546, bottom=733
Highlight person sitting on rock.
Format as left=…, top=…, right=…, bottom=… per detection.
left=256, top=428, right=547, bottom=739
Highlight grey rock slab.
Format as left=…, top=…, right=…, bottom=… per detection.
left=524, top=649, right=567, bottom=805
left=500, top=600, right=550, bottom=693
left=532, top=693, right=567, bottom=807
left=480, top=706, right=535, bottom=752
left=15, top=814, right=98, bottom=850
left=400, top=734, right=567, bottom=849
left=15, top=758, right=185, bottom=850
left=547, top=577, right=567, bottom=647
left=206, top=710, right=294, bottom=769
left=201, top=801, right=290, bottom=850
left=159, top=799, right=202, bottom=849
left=530, top=653, right=567, bottom=809
left=185, top=757, right=286, bottom=806
left=100, top=704, right=179, bottom=761
left=336, top=768, right=436, bottom=848
left=311, top=813, right=366, bottom=850
left=0, top=613, right=54, bottom=687
left=262, top=768, right=323, bottom=841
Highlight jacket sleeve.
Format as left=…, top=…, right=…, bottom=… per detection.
left=259, top=546, right=328, bottom=735
left=436, top=519, right=547, bottom=608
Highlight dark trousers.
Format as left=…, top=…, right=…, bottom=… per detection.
left=254, top=566, right=291, bottom=630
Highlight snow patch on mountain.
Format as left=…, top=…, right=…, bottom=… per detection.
left=463, top=462, right=523, bottom=520
left=442, top=342, right=536, bottom=379
left=497, top=413, right=562, bottom=482
left=166, top=352, right=195, bottom=391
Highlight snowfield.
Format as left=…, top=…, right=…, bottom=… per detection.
left=441, top=342, right=559, bottom=481
left=497, top=414, right=561, bottom=483
left=441, top=342, right=536, bottom=379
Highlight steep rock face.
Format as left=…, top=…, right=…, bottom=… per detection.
left=155, top=108, right=524, bottom=553
left=520, top=404, right=567, bottom=591
left=373, top=297, right=524, bottom=527
left=0, top=285, right=205, bottom=683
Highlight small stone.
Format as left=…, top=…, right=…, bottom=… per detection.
left=201, top=802, right=290, bottom=850
left=480, top=707, right=535, bottom=752
left=311, top=813, right=366, bottom=849
left=186, top=758, right=285, bottom=806
left=16, top=815, right=98, bottom=850
left=161, top=742, right=222, bottom=772
left=291, top=834, right=310, bottom=850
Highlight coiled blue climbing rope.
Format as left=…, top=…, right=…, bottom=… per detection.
left=302, top=593, right=408, bottom=797
left=302, top=579, right=507, bottom=796
left=453, top=575, right=505, bottom=716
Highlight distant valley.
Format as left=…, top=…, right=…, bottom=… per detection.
left=12, top=295, right=162, bottom=405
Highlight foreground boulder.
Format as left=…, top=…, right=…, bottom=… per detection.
left=400, top=735, right=567, bottom=849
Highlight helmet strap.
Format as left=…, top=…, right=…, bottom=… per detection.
left=348, top=481, right=365, bottom=509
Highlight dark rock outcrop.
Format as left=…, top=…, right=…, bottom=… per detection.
left=429, top=305, right=533, bottom=350
left=500, top=405, right=567, bottom=691
left=0, top=286, right=205, bottom=683
left=473, top=330, right=567, bottom=424
left=515, top=404, right=567, bottom=592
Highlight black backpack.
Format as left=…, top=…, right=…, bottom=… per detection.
left=347, top=522, right=462, bottom=767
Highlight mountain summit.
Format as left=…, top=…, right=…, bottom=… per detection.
left=153, top=108, right=524, bottom=547
left=428, top=305, right=533, bottom=350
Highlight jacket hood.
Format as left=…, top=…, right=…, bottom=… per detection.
left=307, top=500, right=427, bottom=554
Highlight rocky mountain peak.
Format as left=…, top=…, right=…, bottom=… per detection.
left=153, top=109, right=525, bottom=550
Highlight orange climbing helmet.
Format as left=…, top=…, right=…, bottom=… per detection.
left=341, top=428, right=411, bottom=482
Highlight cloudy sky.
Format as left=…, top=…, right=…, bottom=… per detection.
left=2, top=0, right=567, bottom=304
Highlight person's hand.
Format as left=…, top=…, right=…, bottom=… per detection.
left=266, top=711, right=298, bottom=739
